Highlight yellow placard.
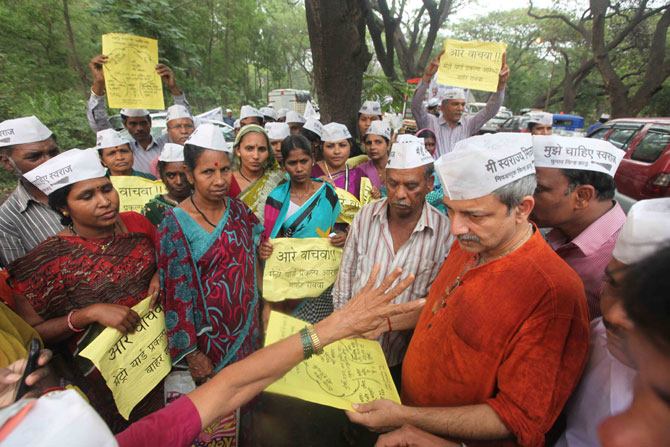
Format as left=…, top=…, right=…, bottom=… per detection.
left=264, top=312, right=400, bottom=411
left=79, top=297, right=171, bottom=419
left=334, top=187, right=361, bottom=225
left=263, top=238, right=342, bottom=302
left=346, top=154, right=369, bottom=168
left=437, top=39, right=507, bottom=92
left=111, top=176, right=165, bottom=213
left=102, top=33, right=165, bottom=110
left=359, top=176, right=375, bottom=207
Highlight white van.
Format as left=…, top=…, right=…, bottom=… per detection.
left=268, top=89, right=311, bottom=114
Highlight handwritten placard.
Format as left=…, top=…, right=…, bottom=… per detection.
left=111, top=176, right=165, bottom=213
left=79, top=297, right=171, bottom=419
left=264, top=312, right=400, bottom=411
left=334, top=187, right=361, bottom=225
left=437, top=39, right=507, bottom=92
left=263, top=238, right=342, bottom=302
left=102, top=33, right=165, bottom=110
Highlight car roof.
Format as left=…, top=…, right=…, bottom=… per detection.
left=606, top=117, right=670, bottom=124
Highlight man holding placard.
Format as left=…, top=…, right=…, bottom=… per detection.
left=86, top=53, right=191, bottom=173
left=411, top=43, right=509, bottom=157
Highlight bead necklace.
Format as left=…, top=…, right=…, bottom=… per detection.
left=190, top=195, right=223, bottom=228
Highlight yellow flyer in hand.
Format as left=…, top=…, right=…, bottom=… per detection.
left=437, top=39, right=507, bottom=92
left=263, top=238, right=342, bottom=302
left=334, top=187, right=361, bottom=224
left=359, top=176, right=375, bottom=207
left=111, top=176, right=165, bottom=213
left=79, top=297, right=171, bottom=419
left=102, top=33, right=165, bottom=110
left=264, top=312, right=400, bottom=411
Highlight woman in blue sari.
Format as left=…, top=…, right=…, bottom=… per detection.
left=259, top=135, right=341, bottom=323
left=157, top=124, right=262, bottom=445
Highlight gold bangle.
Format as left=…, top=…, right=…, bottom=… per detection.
left=307, top=326, right=324, bottom=355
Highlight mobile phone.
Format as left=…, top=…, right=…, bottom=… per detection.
left=14, top=338, right=41, bottom=402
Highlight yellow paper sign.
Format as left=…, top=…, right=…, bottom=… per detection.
left=334, top=187, right=361, bottom=224
left=346, top=154, right=369, bottom=168
left=79, top=297, right=171, bottom=419
left=264, top=312, right=400, bottom=411
left=437, top=39, right=507, bottom=92
left=102, top=33, right=165, bottom=110
left=359, top=176, right=375, bottom=207
left=263, top=238, right=342, bottom=302
left=111, top=176, right=165, bottom=213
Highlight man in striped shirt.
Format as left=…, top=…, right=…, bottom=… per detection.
left=411, top=51, right=509, bottom=157
left=333, top=139, right=452, bottom=385
left=0, top=116, right=64, bottom=266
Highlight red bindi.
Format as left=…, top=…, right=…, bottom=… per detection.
left=214, top=162, right=218, bottom=166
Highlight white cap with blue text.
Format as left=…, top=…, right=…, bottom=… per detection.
left=185, top=123, right=230, bottom=152
left=240, top=105, right=263, bottom=120
left=166, top=104, right=193, bottom=123
left=24, top=148, right=106, bottom=195
left=95, top=128, right=129, bottom=150
left=532, top=135, right=623, bottom=177
left=528, top=112, right=553, bottom=126
left=265, top=122, right=290, bottom=140
left=387, top=141, right=433, bottom=170
left=158, top=143, right=185, bottom=162
left=321, top=123, right=352, bottom=142
left=120, top=108, right=150, bottom=117
left=435, top=133, right=535, bottom=201
left=366, top=121, right=391, bottom=140
left=0, top=116, right=53, bottom=147
left=359, top=100, right=382, bottom=116
left=612, top=198, right=670, bottom=265
left=441, top=88, right=467, bottom=102
left=286, top=111, right=306, bottom=124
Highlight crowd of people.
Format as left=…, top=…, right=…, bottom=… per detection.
left=0, top=47, right=667, bottom=447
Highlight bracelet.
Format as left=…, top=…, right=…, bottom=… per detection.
left=300, top=327, right=314, bottom=360
left=67, top=309, right=84, bottom=332
left=307, top=325, right=324, bottom=356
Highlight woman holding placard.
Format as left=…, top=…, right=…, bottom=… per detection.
left=259, top=134, right=341, bottom=323
left=8, top=148, right=162, bottom=432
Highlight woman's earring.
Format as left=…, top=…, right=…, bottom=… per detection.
left=62, top=211, right=69, bottom=217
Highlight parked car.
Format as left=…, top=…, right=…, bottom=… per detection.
left=588, top=117, right=670, bottom=212
left=479, top=109, right=513, bottom=134
left=552, top=114, right=585, bottom=136
left=498, top=115, right=531, bottom=133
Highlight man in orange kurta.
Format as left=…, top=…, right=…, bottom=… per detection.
left=348, top=133, right=590, bottom=447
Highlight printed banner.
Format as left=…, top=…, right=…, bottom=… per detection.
left=102, top=33, right=165, bottom=110
left=263, top=238, right=342, bottom=302
left=264, top=312, right=400, bottom=411
left=437, top=39, right=507, bottom=92
left=359, top=176, right=375, bottom=207
left=111, top=176, right=165, bottom=213
left=334, top=187, right=361, bottom=225
left=79, top=297, right=171, bottom=419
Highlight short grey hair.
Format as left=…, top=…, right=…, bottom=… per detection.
left=492, top=174, right=537, bottom=213
left=424, top=163, right=435, bottom=182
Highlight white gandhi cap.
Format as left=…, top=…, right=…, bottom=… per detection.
left=366, top=121, right=391, bottom=140
left=435, top=133, right=535, bottom=201
left=23, top=148, right=106, bottom=195
left=528, top=112, right=553, bottom=126
left=240, top=105, right=263, bottom=120
left=303, top=119, right=323, bottom=138
left=387, top=141, right=433, bottom=170
left=265, top=122, right=290, bottom=141
left=532, top=135, right=623, bottom=177
left=120, top=109, right=149, bottom=117
left=359, top=100, right=382, bottom=116
left=286, top=111, right=306, bottom=124
left=95, top=129, right=129, bottom=150
left=612, top=198, right=670, bottom=265
left=0, top=116, right=53, bottom=148
left=166, top=104, right=193, bottom=123
left=321, top=123, right=352, bottom=142
left=260, top=107, right=276, bottom=120
left=158, top=143, right=185, bottom=162
left=185, top=123, right=230, bottom=152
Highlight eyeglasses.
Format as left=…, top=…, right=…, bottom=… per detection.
left=168, top=123, right=195, bottom=130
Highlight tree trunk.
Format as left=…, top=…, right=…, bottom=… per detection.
left=62, top=0, right=88, bottom=98
left=305, top=0, right=371, bottom=134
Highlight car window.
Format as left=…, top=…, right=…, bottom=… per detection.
left=607, top=127, right=639, bottom=149
left=589, top=126, right=611, bottom=140
left=631, top=130, right=670, bottom=163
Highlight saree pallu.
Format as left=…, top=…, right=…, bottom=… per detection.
left=237, top=168, right=285, bottom=225
left=8, top=219, right=159, bottom=432
left=310, top=164, right=366, bottom=200
left=263, top=180, right=341, bottom=323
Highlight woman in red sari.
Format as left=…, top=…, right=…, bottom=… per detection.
left=9, top=148, right=161, bottom=432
